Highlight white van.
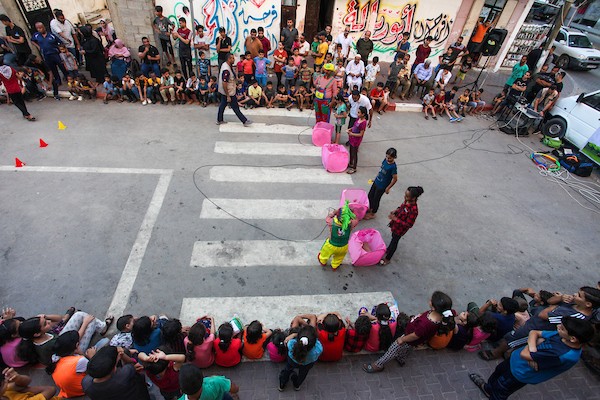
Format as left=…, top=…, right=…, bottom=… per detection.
left=542, top=90, right=600, bottom=155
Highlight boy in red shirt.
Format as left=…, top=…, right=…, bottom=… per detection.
left=241, top=51, right=254, bottom=84
left=370, top=82, right=387, bottom=114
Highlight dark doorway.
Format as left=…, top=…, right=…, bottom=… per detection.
left=15, top=0, right=54, bottom=32
left=303, top=0, right=334, bottom=41
left=281, top=5, right=297, bottom=33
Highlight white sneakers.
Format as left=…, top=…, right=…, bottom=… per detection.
left=77, top=96, right=83, bottom=101
left=68, top=95, right=76, bottom=101
left=142, top=100, right=147, bottom=105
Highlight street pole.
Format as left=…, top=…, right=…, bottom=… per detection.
left=544, top=0, right=574, bottom=51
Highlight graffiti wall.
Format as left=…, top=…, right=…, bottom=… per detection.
left=156, top=0, right=281, bottom=62
left=333, top=0, right=462, bottom=63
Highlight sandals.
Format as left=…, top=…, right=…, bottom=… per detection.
left=362, top=363, right=383, bottom=373
left=478, top=350, right=497, bottom=361
left=65, top=307, right=76, bottom=320
left=469, top=373, right=490, bottom=398
left=379, top=259, right=390, bottom=266
left=24, top=116, right=36, bottom=121
left=346, top=168, right=356, bottom=174
left=101, top=316, right=115, bottom=335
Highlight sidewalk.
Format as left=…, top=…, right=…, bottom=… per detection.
left=25, top=346, right=600, bottom=399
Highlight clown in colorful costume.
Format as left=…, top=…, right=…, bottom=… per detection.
left=318, top=202, right=358, bottom=269
left=313, top=63, right=339, bottom=123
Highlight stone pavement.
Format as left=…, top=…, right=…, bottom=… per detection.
left=25, top=346, right=600, bottom=399
left=203, top=350, right=600, bottom=400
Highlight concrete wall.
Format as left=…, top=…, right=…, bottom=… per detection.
left=105, top=0, right=155, bottom=56
left=47, top=0, right=108, bottom=24
left=0, top=0, right=38, bottom=55
left=491, top=0, right=535, bottom=71
left=329, top=0, right=463, bottom=63
left=155, top=0, right=282, bottom=61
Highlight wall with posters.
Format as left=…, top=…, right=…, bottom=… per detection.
left=156, top=0, right=281, bottom=62
left=331, top=0, right=462, bottom=63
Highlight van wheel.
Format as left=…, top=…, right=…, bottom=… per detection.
left=557, top=55, right=570, bottom=69
left=542, top=117, right=567, bottom=138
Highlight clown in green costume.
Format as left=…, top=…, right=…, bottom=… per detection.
left=318, top=201, right=358, bottom=269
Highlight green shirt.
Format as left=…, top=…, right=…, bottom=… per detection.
left=335, top=103, right=347, bottom=126
left=506, top=63, right=529, bottom=86
left=178, top=376, right=231, bottom=400
left=329, top=220, right=351, bottom=247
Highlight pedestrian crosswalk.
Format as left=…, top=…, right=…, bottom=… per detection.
left=183, top=115, right=393, bottom=336
left=180, top=292, right=395, bottom=329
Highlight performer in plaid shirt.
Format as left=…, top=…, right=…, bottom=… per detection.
left=379, top=186, right=423, bottom=266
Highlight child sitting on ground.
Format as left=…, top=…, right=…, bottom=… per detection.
left=122, top=73, right=138, bottom=103
left=66, top=75, right=81, bottom=101
left=109, top=314, right=134, bottom=349
left=266, top=329, right=287, bottom=362
left=287, top=83, right=297, bottom=111
left=274, top=84, right=290, bottom=108
left=370, top=82, right=386, bottom=114
left=242, top=320, right=272, bottom=359
left=103, top=74, right=120, bottom=104
left=214, top=323, right=243, bottom=367
left=422, top=88, right=437, bottom=120
left=173, top=70, right=186, bottom=104
left=138, top=346, right=186, bottom=400
left=263, top=81, right=276, bottom=108
left=443, top=86, right=462, bottom=122
left=491, top=89, right=507, bottom=115
left=363, top=303, right=397, bottom=352
left=457, top=89, right=470, bottom=117
left=196, top=76, right=209, bottom=106
left=208, top=76, right=218, bottom=104
left=344, top=314, right=371, bottom=353
left=246, top=80, right=264, bottom=109
left=147, top=71, right=161, bottom=104
left=185, top=316, right=215, bottom=368
left=135, top=72, right=149, bottom=105
left=185, top=73, right=199, bottom=104
left=295, top=84, right=308, bottom=111
left=236, top=81, right=250, bottom=108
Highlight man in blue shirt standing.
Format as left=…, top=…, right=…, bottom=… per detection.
left=469, top=316, right=594, bottom=399
left=31, top=22, right=68, bottom=99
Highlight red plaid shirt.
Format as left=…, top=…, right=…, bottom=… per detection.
left=389, top=202, right=418, bottom=236
left=344, top=328, right=369, bottom=353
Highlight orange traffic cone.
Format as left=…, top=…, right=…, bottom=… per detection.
left=15, top=157, right=25, bottom=167
left=39, top=139, right=48, bottom=147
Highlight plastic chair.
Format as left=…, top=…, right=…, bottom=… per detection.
left=348, top=229, right=387, bottom=266
left=312, top=121, right=334, bottom=147
left=322, top=144, right=349, bottom=173
left=340, top=188, right=369, bottom=220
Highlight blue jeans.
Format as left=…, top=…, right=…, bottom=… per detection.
left=484, top=358, right=526, bottom=400
left=141, top=63, right=160, bottom=78
left=44, top=53, right=68, bottom=96
left=217, top=93, right=247, bottom=123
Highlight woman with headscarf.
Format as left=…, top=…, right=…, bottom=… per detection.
left=313, top=63, right=338, bottom=123
left=0, top=64, right=35, bottom=120
left=99, top=20, right=116, bottom=46
left=108, top=39, right=130, bottom=80
left=80, top=26, right=107, bottom=83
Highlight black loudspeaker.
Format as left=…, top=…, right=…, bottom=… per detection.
left=481, top=29, right=508, bottom=56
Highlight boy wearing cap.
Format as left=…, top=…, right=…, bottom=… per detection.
left=178, top=364, right=239, bottom=400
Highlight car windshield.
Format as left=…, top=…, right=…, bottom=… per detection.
left=568, top=35, right=593, bottom=49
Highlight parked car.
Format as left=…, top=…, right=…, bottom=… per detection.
left=542, top=89, right=600, bottom=163
left=553, top=27, right=600, bottom=70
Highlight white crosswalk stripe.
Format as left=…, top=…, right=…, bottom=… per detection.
left=218, top=122, right=311, bottom=135
left=214, top=141, right=321, bottom=157
left=209, top=166, right=353, bottom=184
left=224, top=108, right=315, bottom=119
left=190, top=240, right=348, bottom=268
left=180, top=292, right=395, bottom=328
left=199, top=199, right=335, bottom=219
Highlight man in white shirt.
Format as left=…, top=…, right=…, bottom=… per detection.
left=50, top=10, right=79, bottom=58
left=346, top=54, right=365, bottom=90
left=193, top=25, right=210, bottom=69
left=348, top=89, right=373, bottom=131
left=334, top=27, right=353, bottom=62
left=297, top=33, right=310, bottom=58
left=434, top=67, right=452, bottom=91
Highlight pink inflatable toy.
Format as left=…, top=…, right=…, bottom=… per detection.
left=348, top=229, right=387, bottom=266
left=312, top=122, right=334, bottom=147
left=322, top=144, right=349, bottom=173
left=339, top=188, right=369, bottom=220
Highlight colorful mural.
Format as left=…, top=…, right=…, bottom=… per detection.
left=156, top=0, right=281, bottom=62
left=333, top=0, right=460, bottom=63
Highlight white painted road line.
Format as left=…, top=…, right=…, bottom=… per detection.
left=190, top=240, right=350, bottom=268
left=107, top=171, right=173, bottom=318
left=214, top=142, right=321, bottom=157
left=180, top=292, right=396, bottom=329
left=0, top=166, right=172, bottom=174
left=224, top=108, right=315, bottom=119
left=209, top=166, right=353, bottom=185
left=199, top=199, right=335, bottom=219
left=218, top=123, right=311, bottom=135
